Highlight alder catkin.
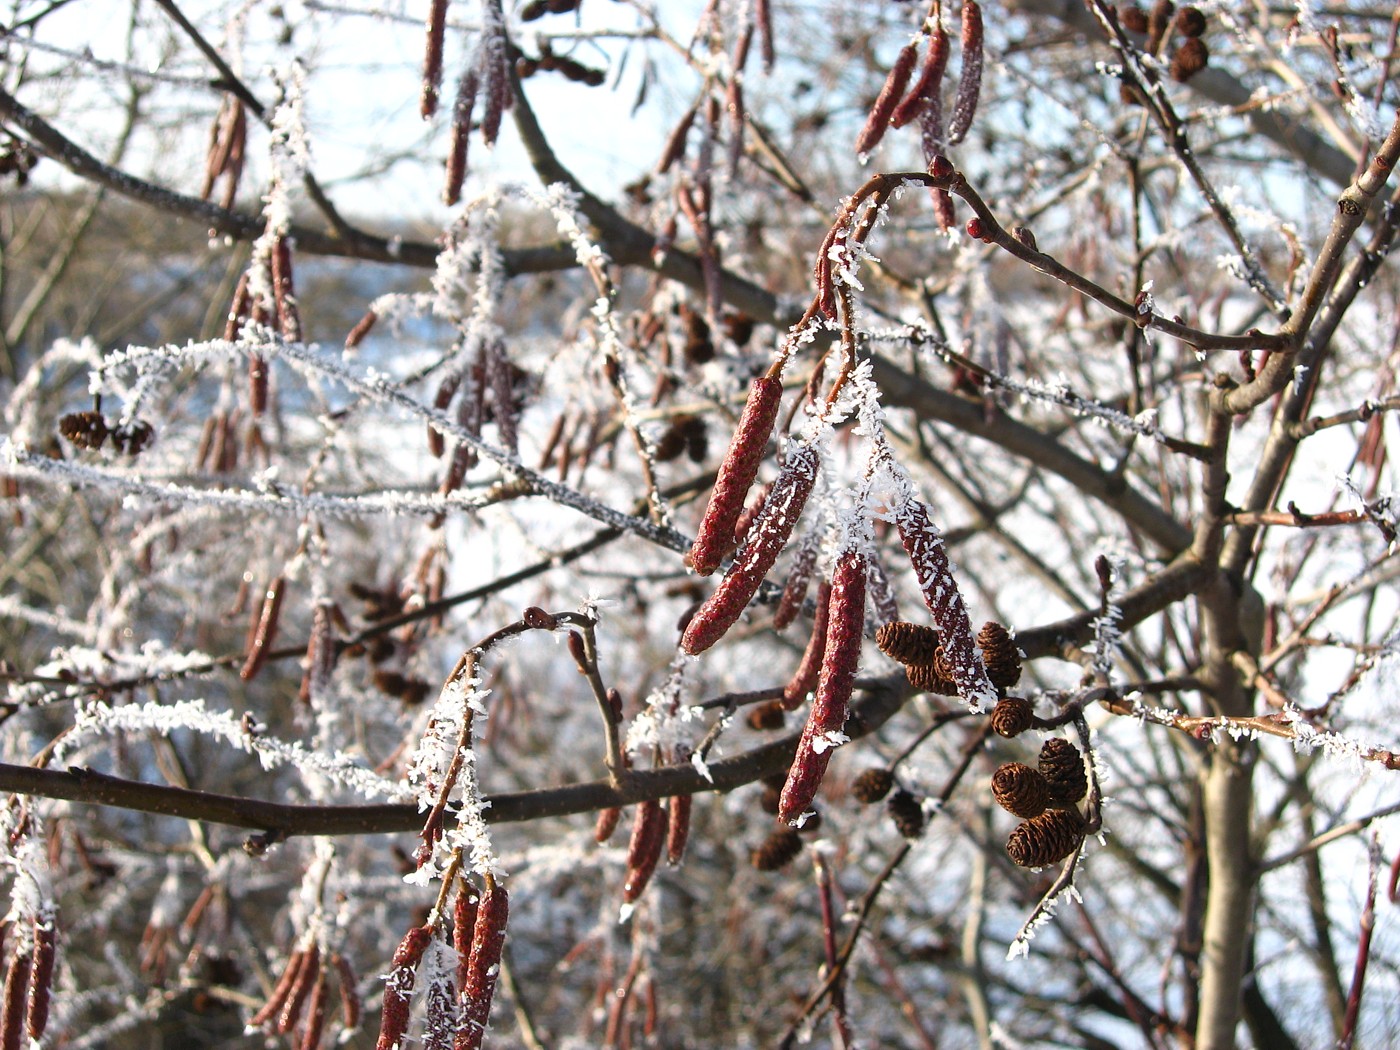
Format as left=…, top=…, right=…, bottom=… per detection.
left=457, top=879, right=509, bottom=1050
left=421, top=0, right=448, bottom=119
left=773, top=531, right=820, bottom=630
left=688, top=376, right=784, bottom=576
left=854, top=41, right=919, bottom=154
left=891, top=27, right=950, bottom=129
left=251, top=947, right=308, bottom=1029
left=947, top=1, right=983, bottom=145
left=783, top=580, right=832, bottom=709
left=682, top=443, right=819, bottom=654
left=778, top=550, right=866, bottom=824
left=333, top=953, right=361, bottom=1034
left=665, top=794, right=692, bottom=866
left=24, top=919, right=54, bottom=1042
left=622, top=799, right=666, bottom=902
left=1, top=951, right=30, bottom=1050
left=375, top=924, right=433, bottom=1050
left=278, top=944, right=320, bottom=1034
left=240, top=575, right=286, bottom=682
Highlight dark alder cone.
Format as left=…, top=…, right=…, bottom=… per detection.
left=905, top=659, right=959, bottom=696
left=887, top=789, right=926, bottom=839
left=58, top=411, right=108, bottom=450
left=1175, top=5, right=1207, bottom=36
left=1170, top=37, right=1209, bottom=81
left=778, top=551, right=866, bottom=824
left=1007, top=809, right=1085, bottom=868
left=457, top=879, right=509, bottom=1050
left=687, top=375, right=784, bottom=576
left=978, top=621, right=1021, bottom=688
left=851, top=767, right=895, bottom=804
left=759, top=782, right=782, bottom=814
left=991, top=762, right=1050, bottom=819
left=876, top=621, right=940, bottom=666
left=111, top=419, right=155, bottom=456
left=747, top=700, right=786, bottom=731
left=990, top=696, right=1034, bottom=738
left=682, top=443, right=819, bottom=654
left=1117, top=4, right=1149, bottom=32
left=1039, top=738, right=1088, bottom=807
left=854, top=41, right=919, bottom=154
left=751, top=829, right=803, bottom=871
left=783, top=580, right=832, bottom=710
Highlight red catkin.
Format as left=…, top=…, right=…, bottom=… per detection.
left=895, top=499, right=997, bottom=709
left=453, top=888, right=479, bottom=995
left=1, top=951, right=30, bottom=1050
left=773, top=530, right=820, bottom=630
left=240, top=575, right=286, bottom=682
left=297, top=970, right=328, bottom=1050
left=855, top=42, right=919, bottom=154
left=778, top=551, right=866, bottom=824
left=666, top=794, right=693, bottom=866
left=948, top=1, right=984, bottom=145
left=892, top=26, right=950, bottom=129
left=444, top=70, right=478, bottom=207
left=622, top=799, right=666, bottom=903
left=333, top=953, right=361, bottom=1033
left=278, top=943, right=320, bottom=1034
left=251, top=947, right=309, bottom=1028
left=783, top=580, right=832, bottom=710
left=375, top=924, right=433, bottom=1050
left=456, top=879, right=509, bottom=1050
left=224, top=272, right=252, bottom=343
left=920, top=24, right=950, bottom=163
left=421, top=0, right=448, bottom=119
left=595, top=805, right=622, bottom=843
left=271, top=234, right=300, bottom=342
left=688, top=376, right=784, bottom=576
left=682, top=443, right=819, bottom=654
left=24, top=918, right=54, bottom=1042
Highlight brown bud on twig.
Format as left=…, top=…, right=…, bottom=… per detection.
left=851, top=767, right=894, bottom=804
left=887, top=789, right=926, bottom=838
left=1007, top=809, right=1085, bottom=868
left=895, top=498, right=998, bottom=709
left=990, top=696, right=1034, bottom=737
left=421, top=0, right=448, bottom=119
left=622, top=800, right=666, bottom=903
left=240, top=575, right=286, bottom=682
left=24, top=919, right=55, bottom=1042
left=855, top=41, right=919, bottom=155
left=876, top=621, right=941, bottom=666
left=992, top=762, right=1051, bottom=818
left=751, top=829, right=802, bottom=871
left=978, top=621, right=1021, bottom=688
left=948, top=1, right=984, bottom=145
left=778, top=550, right=866, bottom=824
left=687, top=376, right=783, bottom=577
left=1039, top=738, right=1088, bottom=807
left=456, top=878, right=508, bottom=1050
left=682, top=443, right=819, bottom=654
left=892, top=26, right=950, bottom=130
left=666, top=794, right=692, bottom=866
left=1169, top=37, right=1209, bottom=80
left=375, top=924, right=433, bottom=1050
left=783, top=580, right=832, bottom=710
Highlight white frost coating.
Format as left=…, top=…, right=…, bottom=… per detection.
left=262, top=60, right=312, bottom=236
left=625, top=657, right=700, bottom=759
left=1007, top=882, right=1083, bottom=960
left=810, top=730, right=849, bottom=755
left=690, top=747, right=715, bottom=784
left=53, top=698, right=409, bottom=801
